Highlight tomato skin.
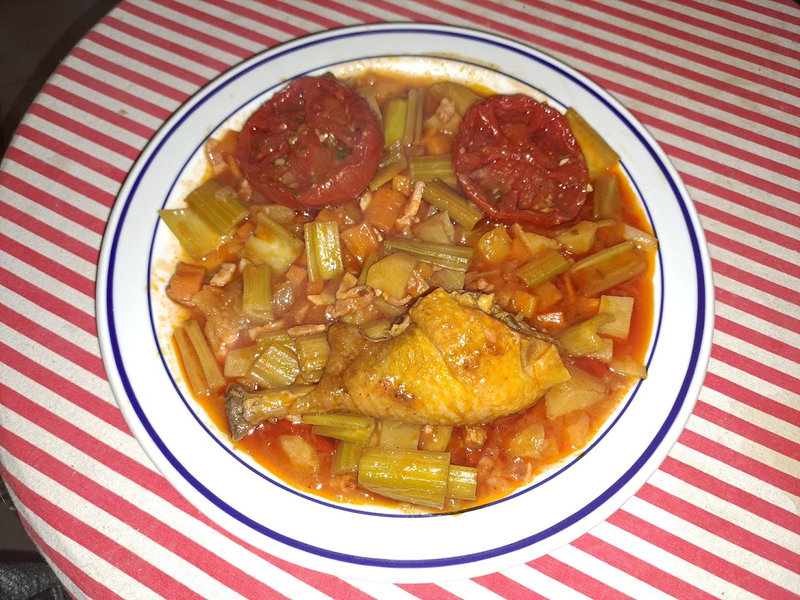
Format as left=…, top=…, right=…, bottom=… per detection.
left=453, top=94, right=589, bottom=228
left=235, top=76, right=384, bottom=209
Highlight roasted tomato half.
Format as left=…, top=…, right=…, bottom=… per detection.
left=235, top=76, right=384, bottom=209
left=453, top=94, right=589, bottom=228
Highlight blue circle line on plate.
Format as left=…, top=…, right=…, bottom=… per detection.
left=104, top=24, right=709, bottom=569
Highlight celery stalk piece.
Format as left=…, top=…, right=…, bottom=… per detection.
left=248, top=336, right=300, bottom=388
left=357, top=448, right=451, bottom=509
left=383, top=237, right=473, bottom=272
left=223, top=343, right=258, bottom=378
left=243, top=213, right=303, bottom=274
left=177, top=319, right=225, bottom=395
left=402, top=88, right=425, bottom=146
left=447, top=465, right=478, bottom=501
left=383, top=98, right=407, bottom=147
left=242, top=263, right=272, bottom=320
left=159, top=208, right=221, bottom=258
left=422, top=179, right=484, bottom=230
left=565, top=107, right=620, bottom=180
left=369, top=145, right=408, bottom=191
left=419, top=425, right=453, bottom=452
left=559, top=313, right=615, bottom=359
left=592, top=172, right=622, bottom=220
left=409, top=154, right=457, bottom=188
left=377, top=420, right=421, bottom=450
left=517, top=250, right=570, bottom=288
left=428, top=267, right=465, bottom=292
left=331, top=440, right=365, bottom=474
left=571, top=240, right=647, bottom=296
left=294, top=332, right=330, bottom=374
left=184, top=179, right=248, bottom=235
left=303, top=412, right=376, bottom=444
left=304, top=221, right=344, bottom=283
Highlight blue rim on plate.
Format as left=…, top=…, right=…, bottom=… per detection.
left=96, top=23, right=714, bottom=581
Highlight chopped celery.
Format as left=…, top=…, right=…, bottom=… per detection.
left=565, top=107, right=620, bottom=179
left=419, top=425, right=453, bottom=452
left=302, top=412, right=376, bottom=444
left=248, top=335, right=300, bottom=388
left=447, top=465, right=478, bottom=501
left=223, top=343, right=258, bottom=378
left=243, top=213, right=303, bottom=273
left=294, top=332, right=330, bottom=374
left=426, top=81, right=481, bottom=117
left=559, top=312, right=614, bottom=359
left=366, top=252, right=417, bottom=299
left=422, top=179, right=484, bottom=230
left=331, top=440, right=365, bottom=474
left=383, top=98, right=407, bottom=147
left=597, top=295, right=634, bottom=338
left=184, top=179, right=248, bottom=235
left=241, top=263, right=272, bottom=320
left=159, top=208, right=221, bottom=258
left=402, top=88, right=424, bottom=146
left=357, top=448, right=451, bottom=509
left=571, top=241, right=647, bottom=296
left=593, top=172, right=622, bottom=220
left=369, top=145, right=407, bottom=191
left=378, top=420, right=421, bottom=450
left=304, top=221, right=344, bottom=283
left=174, top=319, right=225, bottom=396
left=428, top=267, right=465, bottom=292
left=383, top=237, right=473, bottom=272
left=517, top=250, right=570, bottom=288
left=409, top=155, right=457, bottom=188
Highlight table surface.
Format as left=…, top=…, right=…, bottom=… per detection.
left=1, top=1, right=798, bottom=598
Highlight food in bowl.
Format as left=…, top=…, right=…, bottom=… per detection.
left=157, top=65, right=657, bottom=512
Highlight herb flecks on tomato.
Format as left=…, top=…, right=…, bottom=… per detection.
left=235, top=76, right=384, bottom=209
left=453, top=94, right=589, bottom=228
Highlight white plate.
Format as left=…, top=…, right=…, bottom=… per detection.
left=96, top=23, right=714, bottom=582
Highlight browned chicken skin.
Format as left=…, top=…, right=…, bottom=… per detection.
left=227, top=289, right=570, bottom=439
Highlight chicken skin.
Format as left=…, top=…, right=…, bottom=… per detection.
left=227, top=289, right=570, bottom=439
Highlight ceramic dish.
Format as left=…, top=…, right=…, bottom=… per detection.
left=96, top=23, right=714, bottom=582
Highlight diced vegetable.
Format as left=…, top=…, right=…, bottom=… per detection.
left=331, top=440, right=364, bottom=474
left=278, top=435, right=319, bottom=472
left=223, top=343, right=258, bottom=378
left=369, top=145, right=407, bottom=191
left=302, top=412, right=376, bottom=444
left=517, top=250, right=570, bottom=288
left=510, top=223, right=560, bottom=258
left=608, top=354, right=648, bottom=379
left=419, top=425, right=453, bottom=452
left=357, top=448, right=451, bottom=509
left=559, top=312, right=614, bottom=360
left=624, top=224, right=658, bottom=251
left=340, top=222, right=380, bottom=263
left=184, top=179, right=248, bottom=235
left=159, top=208, right=221, bottom=258
left=383, top=237, right=473, bottom=272
left=565, top=107, right=620, bottom=179
left=428, top=267, right=465, bottom=292
left=409, top=154, right=457, bottom=187
left=446, top=465, right=478, bottom=501
left=593, top=172, right=622, bottom=220
left=476, top=225, right=512, bottom=265
left=173, top=319, right=225, bottom=396
left=421, top=179, right=484, bottom=230
left=403, top=88, right=424, bottom=146
left=426, top=81, right=481, bottom=116
left=241, top=263, right=272, bottom=320
left=294, top=333, right=330, bottom=375
left=366, top=252, right=417, bottom=298
left=304, top=221, right=344, bottom=283
left=248, top=335, right=300, bottom=388
left=243, top=213, right=303, bottom=273
left=508, top=422, right=546, bottom=458
left=378, top=420, right=421, bottom=450
left=571, top=241, right=647, bottom=296
left=413, top=211, right=455, bottom=244
left=383, top=98, right=407, bottom=147
left=167, top=262, right=206, bottom=303
left=555, top=221, right=598, bottom=255
left=545, top=366, right=608, bottom=419
left=364, top=185, right=406, bottom=231
left=597, top=295, right=634, bottom=338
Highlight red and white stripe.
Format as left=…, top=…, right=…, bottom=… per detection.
left=1, top=0, right=798, bottom=598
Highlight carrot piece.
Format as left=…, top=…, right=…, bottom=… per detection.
left=364, top=185, right=406, bottom=232
left=341, top=222, right=380, bottom=262
left=167, top=262, right=206, bottom=303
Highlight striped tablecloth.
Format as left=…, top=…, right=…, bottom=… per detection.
left=1, top=1, right=798, bottom=598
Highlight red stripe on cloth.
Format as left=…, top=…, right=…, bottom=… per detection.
left=262, top=553, right=379, bottom=600
left=715, top=314, right=800, bottom=365
left=56, top=64, right=171, bottom=121
left=26, top=103, right=140, bottom=162
left=103, top=15, right=231, bottom=74
left=472, top=572, right=549, bottom=600
left=667, top=0, right=800, bottom=39
left=0, top=463, right=208, bottom=600
left=15, top=123, right=127, bottom=184
left=70, top=46, right=188, bottom=104
left=150, top=0, right=280, bottom=49
left=209, top=0, right=309, bottom=39
left=399, top=583, right=467, bottom=600
left=528, top=553, right=635, bottom=599
left=696, top=202, right=800, bottom=255
left=0, top=470, right=126, bottom=600
left=660, top=456, right=800, bottom=537
left=0, top=349, right=126, bottom=432
left=578, top=0, right=800, bottom=86
left=572, top=534, right=718, bottom=599
left=637, top=483, right=800, bottom=573
left=2, top=429, right=290, bottom=600
left=609, top=510, right=800, bottom=599
left=714, top=289, right=800, bottom=338
left=693, top=399, right=800, bottom=463
left=307, top=0, right=383, bottom=23
left=4, top=147, right=116, bottom=211
left=679, top=429, right=799, bottom=497
left=0, top=234, right=94, bottom=299
left=712, top=258, right=800, bottom=308
left=711, top=343, right=800, bottom=400
left=119, top=2, right=252, bottom=59
left=84, top=29, right=209, bottom=88
left=265, top=0, right=345, bottom=30
left=0, top=268, right=95, bottom=336
left=703, top=373, right=800, bottom=429
left=0, top=305, right=105, bottom=379
left=39, top=82, right=153, bottom=143
left=0, top=172, right=105, bottom=236
left=0, top=199, right=98, bottom=264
